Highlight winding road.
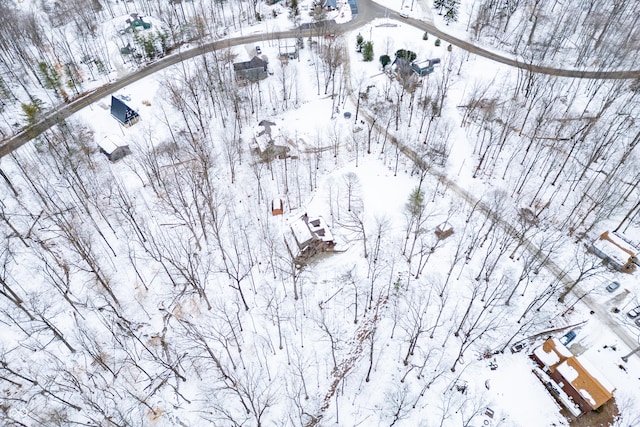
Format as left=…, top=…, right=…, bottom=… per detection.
left=1, top=0, right=639, bottom=158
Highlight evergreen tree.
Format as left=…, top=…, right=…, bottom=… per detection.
left=356, top=33, right=364, bottom=52
left=21, top=98, right=44, bottom=125
left=362, top=41, right=374, bottom=61
left=443, top=0, right=459, bottom=24
left=38, top=62, right=62, bottom=93
left=433, top=0, right=446, bottom=14
left=289, top=0, right=300, bottom=20
left=394, top=49, right=417, bottom=62
left=405, top=186, right=425, bottom=218
left=380, top=54, right=391, bottom=68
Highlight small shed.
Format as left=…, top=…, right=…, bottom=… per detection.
left=111, top=96, right=140, bottom=127
left=435, top=222, right=453, bottom=240
left=279, top=45, right=299, bottom=60
left=272, top=198, right=284, bottom=216
left=98, top=136, right=131, bottom=162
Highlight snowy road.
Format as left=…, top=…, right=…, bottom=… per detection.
left=2, top=0, right=640, bottom=158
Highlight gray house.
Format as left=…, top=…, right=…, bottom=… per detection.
left=233, top=56, right=268, bottom=81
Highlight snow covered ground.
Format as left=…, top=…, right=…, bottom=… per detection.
left=1, top=0, right=640, bottom=426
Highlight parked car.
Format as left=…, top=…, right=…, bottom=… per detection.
left=628, top=306, right=640, bottom=319
left=510, top=341, right=526, bottom=353
left=255, top=46, right=262, bottom=54
left=636, top=318, right=640, bottom=328
left=560, top=330, right=577, bottom=346
left=606, top=281, right=621, bottom=292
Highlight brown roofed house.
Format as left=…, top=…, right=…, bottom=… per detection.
left=590, top=231, right=638, bottom=273
left=532, top=338, right=615, bottom=415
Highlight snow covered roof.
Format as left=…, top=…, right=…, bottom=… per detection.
left=98, top=136, right=128, bottom=155
left=307, top=216, right=333, bottom=242
left=607, top=231, right=639, bottom=253
left=533, top=338, right=570, bottom=367
left=577, top=355, right=616, bottom=394
left=556, top=360, right=579, bottom=382
left=561, top=356, right=614, bottom=410
left=593, top=239, right=634, bottom=265
left=289, top=214, right=334, bottom=250
left=592, top=231, right=637, bottom=270
left=534, top=338, right=614, bottom=411
left=291, top=216, right=315, bottom=249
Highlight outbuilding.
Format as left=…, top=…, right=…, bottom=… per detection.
left=98, top=136, right=131, bottom=162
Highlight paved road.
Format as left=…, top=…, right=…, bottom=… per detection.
left=2, top=0, right=639, bottom=158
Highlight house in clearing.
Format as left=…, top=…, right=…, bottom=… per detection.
left=251, top=120, right=297, bottom=161
left=98, top=136, right=131, bottom=162
left=111, top=96, right=140, bottom=127
left=285, top=213, right=336, bottom=265
left=233, top=56, right=268, bottom=81
left=589, top=230, right=638, bottom=273
left=531, top=338, right=615, bottom=416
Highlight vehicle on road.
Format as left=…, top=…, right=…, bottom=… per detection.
left=560, top=330, right=577, bottom=346
left=399, top=12, right=409, bottom=18
left=255, top=46, right=262, bottom=54
left=510, top=341, right=526, bottom=353
left=606, top=281, right=621, bottom=292
left=628, top=305, right=640, bottom=319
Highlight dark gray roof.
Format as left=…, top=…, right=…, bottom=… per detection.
left=110, top=96, right=139, bottom=125
left=233, top=56, right=268, bottom=71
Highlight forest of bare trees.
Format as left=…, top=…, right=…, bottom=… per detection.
left=468, top=0, right=640, bottom=70
left=0, top=0, right=640, bottom=425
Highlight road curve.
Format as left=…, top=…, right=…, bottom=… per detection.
left=1, top=0, right=639, bottom=157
